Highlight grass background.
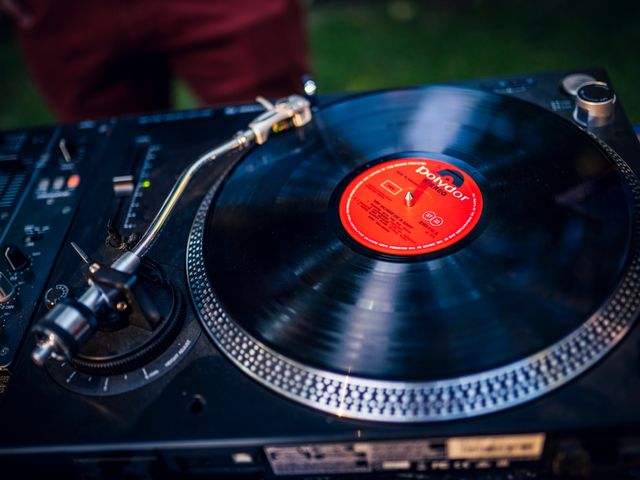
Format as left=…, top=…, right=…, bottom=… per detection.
left=1, top=0, right=639, bottom=129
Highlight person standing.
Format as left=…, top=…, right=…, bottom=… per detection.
left=1, top=0, right=310, bottom=121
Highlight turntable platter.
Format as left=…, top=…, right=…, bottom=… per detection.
left=187, top=86, right=640, bottom=421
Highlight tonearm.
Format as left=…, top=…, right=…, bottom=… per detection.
left=30, top=95, right=312, bottom=366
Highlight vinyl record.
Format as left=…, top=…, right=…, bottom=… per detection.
left=187, top=86, right=640, bottom=421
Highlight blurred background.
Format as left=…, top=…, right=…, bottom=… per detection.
left=1, top=0, right=639, bottom=130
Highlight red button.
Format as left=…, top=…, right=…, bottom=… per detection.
left=67, top=174, right=81, bottom=190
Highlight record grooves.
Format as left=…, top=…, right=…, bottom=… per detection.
left=187, top=86, right=640, bottom=422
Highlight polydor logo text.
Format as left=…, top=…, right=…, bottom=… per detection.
left=415, top=166, right=470, bottom=201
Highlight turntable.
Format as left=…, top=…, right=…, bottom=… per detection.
left=0, top=69, right=639, bottom=479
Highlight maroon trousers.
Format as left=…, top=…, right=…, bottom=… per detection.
left=15, top=0, right=310, bottom=121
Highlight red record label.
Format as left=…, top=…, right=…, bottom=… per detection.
left=338, top=157, right=484, bottom=256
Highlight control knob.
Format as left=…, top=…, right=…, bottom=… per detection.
left=0, top=272, right=16, bottom=303
left=573, top=81, right=616, bottom=128
left=3, top=245, right=29, bottom=272
left=561, top=73, right=596, bottom=96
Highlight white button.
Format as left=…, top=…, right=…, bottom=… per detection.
left=231, top=452, right=253, bottom=464
left=37, top=178, right=50, bottom=191
left=52, top=176, right=65, bottom=190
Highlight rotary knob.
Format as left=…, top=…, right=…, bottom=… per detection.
left=573, top=81, right=616, bottom=128
left=561, top=73, right=595, bottom=96
left=0, top=272, right=16, bottom=303
left=3, top=244, right=29, bottom=272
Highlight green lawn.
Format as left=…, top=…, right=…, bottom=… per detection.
left=1, top=0, right=639, bottom=129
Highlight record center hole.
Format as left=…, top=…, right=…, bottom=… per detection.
left=187, top=394, right=206, bottom=415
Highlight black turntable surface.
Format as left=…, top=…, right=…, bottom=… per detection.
left=196, top=86, right=636, bottom=394
left=5, top=71, right=640, bottom=480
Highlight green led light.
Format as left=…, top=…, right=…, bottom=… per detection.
left=142, top=180, right=151, bottom=188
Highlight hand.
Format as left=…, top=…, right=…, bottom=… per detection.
left=0, top=0, right=34, bottom=28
